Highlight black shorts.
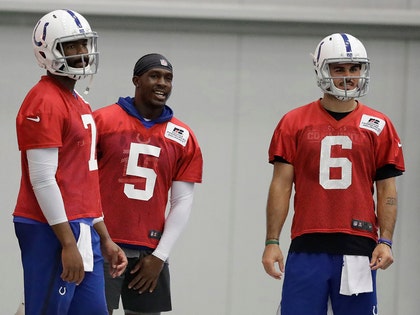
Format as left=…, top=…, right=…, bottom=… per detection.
left=104, top=249, right=172, bottom=313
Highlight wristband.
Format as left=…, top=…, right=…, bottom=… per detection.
left=265, top=239, right=279, bottom=246
left=378, top=238, right=392, bottom=248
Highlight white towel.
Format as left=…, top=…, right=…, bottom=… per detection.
left=340, top=255, right=373, bottom=296
left=76, top=222, right=94, bottom=272
left=327, top=296, right=333, bottom=315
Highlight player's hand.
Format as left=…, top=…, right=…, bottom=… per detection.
left=101, top=239, right=128, bottom=277
left=61, top=244, right=85, bottom=285
left=262, top=244, right=284, bottom=280
left=128, top=255, right=164, bottom=294
left=370, top=243, right=394, bottom=270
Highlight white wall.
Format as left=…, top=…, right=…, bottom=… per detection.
left=1, top=2, right=420, bottom=314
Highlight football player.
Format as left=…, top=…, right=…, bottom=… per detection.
left=14, top=9, right=127, bottom=315
left=262, top=33, right=405, bottom=315
left=94, top=53, right=203, bottom=315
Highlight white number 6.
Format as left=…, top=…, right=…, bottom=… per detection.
left=319, top=136, right=352, bottom=189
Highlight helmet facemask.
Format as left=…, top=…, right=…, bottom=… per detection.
left=52, top=33, right=99, bottom=80
left=317, top=58, right=370, bottom=101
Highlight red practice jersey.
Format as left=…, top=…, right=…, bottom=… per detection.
left=14, top=76, right=102, bottom=222
left=269, top=100, right=405, bottom=241
left=94, top=104, right=203, bottom=249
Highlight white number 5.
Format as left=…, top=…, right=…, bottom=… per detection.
left=124, top=143, right=161, bottom=201
left=319, top=136, right=352, bottom=189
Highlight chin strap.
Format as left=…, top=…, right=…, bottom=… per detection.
left=83, top=74, right=94, bottom=95
left=334, top=95, right=354, bottom=102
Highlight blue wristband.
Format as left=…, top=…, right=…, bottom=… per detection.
left=378, top=238, right=392, bottom=248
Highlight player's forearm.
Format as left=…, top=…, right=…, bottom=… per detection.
left=266, top=194, right=290, bottom=240
left=93, top=220, right=113, bottom=243
left=50, top=221, right=78, bottom=248
left=27, top=148, right=68, bottom=225
left=152, top=181, right=194, bottom=261
left=265, top=162, right=293, bottom=240
left=376, top=177, right=398, bottom=240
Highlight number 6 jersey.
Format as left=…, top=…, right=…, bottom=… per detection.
left=94, top=97, right=203, bottom=249
left=268, top=100, right=405, bottom=241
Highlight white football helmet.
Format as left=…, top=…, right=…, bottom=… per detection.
left=32, top=9, right=98, bottom=80
left=312, top=33, right=370, bottom=101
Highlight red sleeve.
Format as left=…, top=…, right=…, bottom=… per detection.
left=375, top=116, right=405, bottom=172
left=17, top=83, right=67, bottom=150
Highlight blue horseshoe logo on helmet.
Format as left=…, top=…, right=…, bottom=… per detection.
left=33, top=21, right=49, bottom=47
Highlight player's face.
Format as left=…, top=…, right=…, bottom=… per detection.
left=329, top=63, right=361, bottom=91
left=135, top=68, right=173, bottom=107
left=59, top=39, right=90, bottom=68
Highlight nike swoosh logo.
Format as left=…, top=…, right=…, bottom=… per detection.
left=26, top=116, right=40, bottom=122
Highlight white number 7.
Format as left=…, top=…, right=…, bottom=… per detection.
left=319, top=136, right=352, bottom=189
left=124, top=143, right=161, bottom=201
left=81, top=114, right=98, bottom=171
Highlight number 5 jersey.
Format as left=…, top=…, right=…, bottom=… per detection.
left=93, top=97, right=203, bottom=250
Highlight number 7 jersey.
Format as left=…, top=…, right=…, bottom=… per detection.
left=94, top=103, right=203, bottom=249
left=268, top=100, right=405, bottom=241
left=14, top=76, right=102, bottom=222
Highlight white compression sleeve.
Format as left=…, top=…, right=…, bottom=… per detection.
left=27, top=148, right=68, bottom=225
left=152, top=181, right=195, bottom=261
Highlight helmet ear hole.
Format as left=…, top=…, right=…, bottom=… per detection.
left=38, top=51, right=46, bottom=59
